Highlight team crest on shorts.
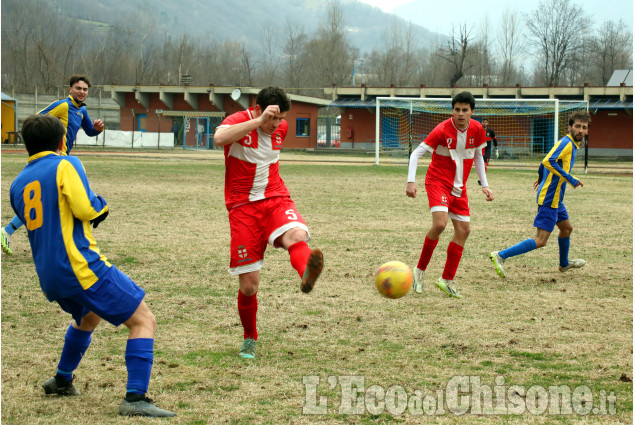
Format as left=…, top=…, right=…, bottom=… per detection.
left=237, top=245, right=248, bottom=258
left=441, top=194, right=448, bottom=205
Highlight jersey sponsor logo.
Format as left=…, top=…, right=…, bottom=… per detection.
left=272, top=133, right=283, bottom=150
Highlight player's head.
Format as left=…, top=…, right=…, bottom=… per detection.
left=255, top=86, right=291, bottom=134
left=452, top=91, right=475, bottom=111
left=482, top=118, right=489, bottom=128
left=568, top=111, right=591, bottom=142
left=69, top=74, right=91, bottom=104
left=21, top=114, right=65, bottom=156
left=451, top=92, right=475, bottom=130
left=256, top=86, right=291, bottom=112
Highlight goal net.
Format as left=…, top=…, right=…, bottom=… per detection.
left=375, top=97, right=589, bottom=165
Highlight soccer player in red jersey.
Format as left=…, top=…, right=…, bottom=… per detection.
left=214, top=86, right=323, bottom=359
left=406, top=92, right=494, bottom=299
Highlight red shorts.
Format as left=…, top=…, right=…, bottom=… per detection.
left=228, top=197, right=309, bottom=275
left=425, top=182, right=470, bottom=222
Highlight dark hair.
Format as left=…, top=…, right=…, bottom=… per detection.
left=69, top=74, right=91, bottom=88
left=21, top=114, right=65, bottom=156
left=569, top=111, right=591, bottom=127
left=482, top=118, right=489, bottom=122
left=452, top=91, right=475, bottom=110
left=256, top=86, right=291, bottom=112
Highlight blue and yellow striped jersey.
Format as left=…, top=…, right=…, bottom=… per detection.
left=536, top=134, right=580, bottom=208
left=39, top=96, right=101, bottom=154
left=10, top=152, right=111, bottom=301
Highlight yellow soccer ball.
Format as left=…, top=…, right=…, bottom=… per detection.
left=375, top=261, right=413, bottom=299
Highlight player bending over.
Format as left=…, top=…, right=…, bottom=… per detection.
left=406, top=91, right=494, bottom=299
left=214, top=86, right=324, bottom=359
left=490, top=111, right=590, bottom=277
left=9, top=114, right=175, bottom=418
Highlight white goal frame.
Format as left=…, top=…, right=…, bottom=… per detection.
left=374, top=97, right=589, bottom=165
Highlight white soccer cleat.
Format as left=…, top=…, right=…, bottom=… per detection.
left=413, top=267, right=424, bottom=293
left=559, top=259, right=586, bottom=272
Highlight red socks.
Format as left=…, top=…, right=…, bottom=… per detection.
left=417, top=236, right=439, bottom=271
left=442, top=241, right=464, bottom=280
left=288, top=241, right=312, bottom=278
left=237, top=290, right=258, bottom=340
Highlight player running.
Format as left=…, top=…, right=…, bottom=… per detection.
left=9, top=114, right=175, bottom=418
left=214, top=86, right=323, bottom=359
left=406, top=91, right=494, bottom=299
left=1, top=74, right=104, bottom=256
left=490, top=111, right=590, bottom=277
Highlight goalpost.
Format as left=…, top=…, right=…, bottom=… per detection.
left=374, top=97, right=589, bottom=165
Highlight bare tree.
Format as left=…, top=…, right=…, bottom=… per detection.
left=496, top=9, right=524, bottom=85
left=282, top=21, right=308, bottom=92
left=590, top=20, right=633, bottom=85
left=437, top=24, right=473, bottom=86
left=525, top=0, right=590, bottom=86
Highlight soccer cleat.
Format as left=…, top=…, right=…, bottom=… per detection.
left=413, top=267, right=425, bottom=294
left=119, top=396, right=176, bottom=417
left=239, top=337, right=257, bottom=359
left=435, top=277, right=462, bottom=299
left=490, top=251, right=506, bottom=278
left=42, top=375, right=80, bottom=396
left=559, top=259, right=586, bottom=272
left=1, top=228, right=12, bottom=255
left=300, top=249, right=323, bottom=293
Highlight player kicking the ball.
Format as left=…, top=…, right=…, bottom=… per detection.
left=490, top=111, right=590, bottom=278
left=9, top=115, right=174, bottom=417
left=406, top=91, right=494, bottom=299
left=214, top=86, right=323, bottom=359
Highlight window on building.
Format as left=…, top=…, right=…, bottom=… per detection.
left=137, top=113, right=147, bottom=132
left=296, top=118, right=310, bottom=137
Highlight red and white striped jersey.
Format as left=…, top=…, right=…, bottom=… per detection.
left=422, top=117, right=486, bottom=196
left=219, top=108, right=290, bottom=210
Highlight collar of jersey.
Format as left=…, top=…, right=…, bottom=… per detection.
left=565, top=134, right=580, bottom=149
left=28, top=151, right=58, bottom=163
left=68, top=95, right=85, bottom=108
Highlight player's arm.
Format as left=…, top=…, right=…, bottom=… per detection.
left=81, top=109, right=104, bottom=135
left=542, top=141, right=581, bottom=187
left=214, top=105, right=281, bottom=147
left=406, top=142, right=432, bottom=198
left=59, top=159, right=108, bottom=222
left=474, top=147, right=494, bottom=201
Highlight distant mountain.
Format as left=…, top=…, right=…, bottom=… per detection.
left=52, top=0, right=444, bottom=55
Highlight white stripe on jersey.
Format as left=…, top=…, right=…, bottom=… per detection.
left=435, top=128, right=476, bottom=197
left=249, top=162, right=270, bottom=202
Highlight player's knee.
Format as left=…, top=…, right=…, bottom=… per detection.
left=534, top=238, right=548, bottom=248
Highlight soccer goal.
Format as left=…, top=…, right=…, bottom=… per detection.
left=374, top=97, right=589, bottom=165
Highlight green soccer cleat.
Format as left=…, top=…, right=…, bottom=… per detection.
left=490, top=251, right=506, bottom=278
left=239, top=337, right=257, bottom=359
left=300, top=249, right=323, bottom=293
left=413, top=267, right=425, bottom=294
left=559, top=259, right=586, bottom=272
left=42, top=375, right=80, bottom=396
left=119, top=396, right=176, bottom=417
left=435, top=277, right=462, bottom=299
left=1, top=228, right=12, bottom=255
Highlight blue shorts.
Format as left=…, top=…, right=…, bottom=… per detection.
left=534, top=203, right=569, bottom=232
left=55, top=266, right=145, bottom=327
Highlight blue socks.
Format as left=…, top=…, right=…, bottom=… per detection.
left=499, top=238, right=537, bottom=260
left=558, top=237, right=570, bottom=267
left=5, top=215, right=24, bottom=235
left=57, top=325, right=93, bottom=380
left=125, top=338, right=154, bottom=395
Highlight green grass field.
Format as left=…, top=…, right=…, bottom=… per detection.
left=1, top=149, right=632, bottom=424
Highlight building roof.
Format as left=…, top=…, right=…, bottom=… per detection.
left=1, top=92, right=17, bottom=101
